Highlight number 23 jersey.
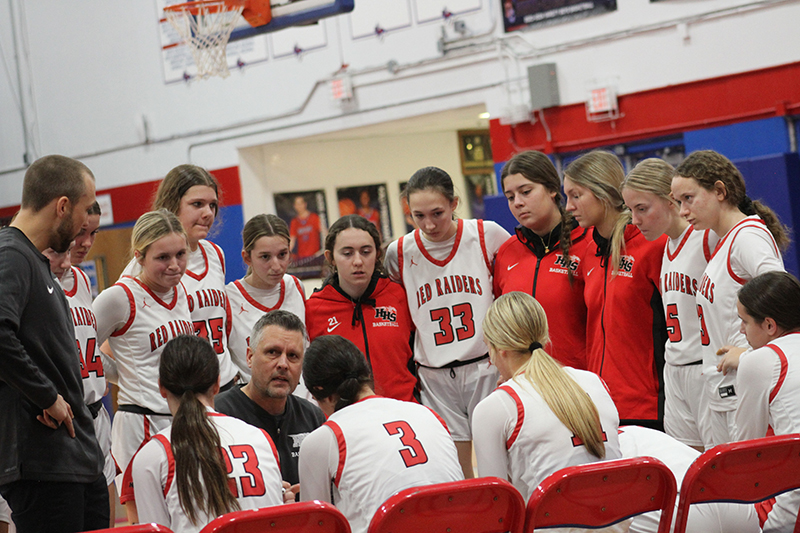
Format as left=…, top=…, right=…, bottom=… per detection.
left=299, top=396, right=463, bottom=533
left=385, top=219, right=509, bottom=367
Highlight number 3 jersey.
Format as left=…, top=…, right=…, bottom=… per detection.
left=299, top=396, right=463, bottom=533
left=131, top=410, right=284, bottom=533
left=61, top=266, right=105, bottom=405
left=384, top=219, right=509, bottom=368
left=471, top=368, right=621, bottom=501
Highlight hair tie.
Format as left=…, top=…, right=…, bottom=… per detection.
left=739, top=195, right=755, bottom=214
left=344, top=371, right=359, bottom=381
left=529, top=342, right=542, bottom=352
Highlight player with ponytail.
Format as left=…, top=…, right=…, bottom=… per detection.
left=494, top=150, right=591, bottom=370
left=564, top=151, right=667, bottom=429
left=299, top=335, right=462, bottom=533
left=472, top=292, right=621, bottom=500
left=132, top=335, right=283, bottom=532
left=672, top=150, right=786, bottom=445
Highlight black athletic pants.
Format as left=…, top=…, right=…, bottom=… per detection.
left=0, top=474, right=109, bottom=533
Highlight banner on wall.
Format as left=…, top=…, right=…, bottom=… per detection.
left=502, top=0, right=617, bottom=31
left=336, top=184, right=392, bottom=242
left=274, top=190, right=328, bottom=279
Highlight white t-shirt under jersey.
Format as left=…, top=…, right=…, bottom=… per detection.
left=225, top=275, right=306, bottom=381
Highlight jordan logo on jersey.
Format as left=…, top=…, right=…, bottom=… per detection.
left=409, top=256, right=418, bottom=267
left=239, top=304, right=248, bottom=314
left=141, top=297, right=150, bottom=309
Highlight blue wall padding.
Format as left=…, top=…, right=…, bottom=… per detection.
left=211, top=204, right=246, bottom=283
left=484, top=194, right=518, bottom=234
left=734, top=152, right=800, bottom=277
left=684, top=117, right=790, bottom=160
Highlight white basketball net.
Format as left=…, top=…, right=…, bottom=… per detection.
left=165, top=1, right=245, bottom=79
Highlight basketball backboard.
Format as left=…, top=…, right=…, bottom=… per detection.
left=229, top=0, right=354, bottom=42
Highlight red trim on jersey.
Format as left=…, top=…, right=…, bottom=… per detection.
left=324, top=420, right=347, bottom=487
left=132, top=277, right=181, bottom=310
left=260, top=428, right=281, bottom=468
left=397, top=236, right=405, bottom=280
left=424, top=406, right=450, bottom=433
left=120, top=416, right=155, bottom=504
left=209, top=241, right=225, bottom=274
left=63, top=266, right=80, bottom=297
left=153, top=434, right=176, bottom=498
left=225, top=291, right=233, bottom=338
left=702, top=229, right=713, bottom=262
left=756, top=498, right=776, bottom=529
left=234, top=279, right=285, bottom=312
left=665, top=226, right=694, bottom=261
left=477, top=219, right=491, bottom=272
left=291, top=275, right=306, bottom=301
left=415, top=219, right=463, bottom=267
left=111, top=282, right=137, bottom=337
left=724, top=221, right=777, bottom=285
left=498, top=385, right=524, bottom=450
left=710, top=218, right=766, bottom=260
left=765, top=342, right=790, bottom=403
left=185, top=243, right=210, bottom=281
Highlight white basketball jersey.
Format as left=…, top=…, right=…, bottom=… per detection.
left=132, top=411, right=284, bottom=533
left=389, top=219, right=500, bottom=367
left=62, top=266, right=106, bottom=405
left=661, top=227, right=718, bottom=365
left=123, top=240, right=236, bottom=385
left=107, top=277, right=194, bottom=413
left=226, top=275, right=306, bottom=381
left=735, top=332, right=800, bottom=533
left=302, top=396, right=462, bottom=533
left=696, top=216, right=783, bottom=411
left=489, top=369, right=621, bottom=501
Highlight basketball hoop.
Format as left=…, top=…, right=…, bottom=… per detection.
left=164, top=0, right=246, bottom=79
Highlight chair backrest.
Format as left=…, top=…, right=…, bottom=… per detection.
left=673, top=433, right=800, bottom=533
left=368, top=477, right=525, bottom=533
left=199, top=501, right=351, bottom=533
left=525, top=456, right=677, bottom=533
left=87, top=525, right=174, bottom=533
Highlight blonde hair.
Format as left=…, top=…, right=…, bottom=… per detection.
left=483, top=292, right=606, bottom=459
left=132, top=209, right=187, bottom=261
left=622, top=158, right=676, bottom=204
left=565, top=151, right=630, bottom=276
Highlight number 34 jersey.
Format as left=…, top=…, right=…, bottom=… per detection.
left=299, top=396, right=463, bottom=533
left=385, top=219, right=509, bottom=368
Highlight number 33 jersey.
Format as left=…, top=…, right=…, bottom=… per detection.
left=299, top=396, right=463, bottom=533
left=131, top=410, right=284, bottom=533
left=385, top=219, right=509, bottom=367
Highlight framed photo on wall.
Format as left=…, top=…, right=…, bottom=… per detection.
left=399, top=181, right=415, bottom=234
left=464, top=173, right=496, bottom=219
left=458, top=130, right=494, bottom=174
left=274, top=190, right=328, bottom=279
left=336, top=184, right=392, bottom=241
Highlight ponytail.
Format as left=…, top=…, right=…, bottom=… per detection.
left=160, top=335, right=239, bottom=524
left=483, top=292, right=606, bottom=459
left=750, top=200, right=790, bottom=252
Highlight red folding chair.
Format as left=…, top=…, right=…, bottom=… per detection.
left=87, top=525, right=173, bottom=533
left=525, top=457, right=677, bottom=533
left=368, top=477, right=525, bottom=533
left=673, top=433, right=800, bottom=533
left=199, top=501, right=351, bottom=533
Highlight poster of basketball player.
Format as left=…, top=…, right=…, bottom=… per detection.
left=336, top=184, right=392, bottom=242
left=274, top=190, right=328, bottom=279
left=465, top=173, right=496, bottom=220
left=502, top=0, right=616, bottom=32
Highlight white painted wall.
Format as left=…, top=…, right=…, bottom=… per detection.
left=1, top=0, right=798, bottom=208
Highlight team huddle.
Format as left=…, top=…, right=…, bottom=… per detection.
left=0, top=150, right=798, bottom=533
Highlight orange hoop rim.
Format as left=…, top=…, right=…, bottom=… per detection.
left=164, top=0, right=246, bottom=16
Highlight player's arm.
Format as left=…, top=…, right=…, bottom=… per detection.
left=298, top=427, right=337, bottom=503
left=93, top=285, right=132, bottom=345
left=383, top=241, right=401, bottom=283
left=131, top=440, right=172, bottom=527
left=483, top=221, right=512, bottom=261
left=471, top=392, right=512, bottom=480
left=733, top=348, right=774, bottom=441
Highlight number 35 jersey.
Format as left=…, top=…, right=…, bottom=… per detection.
left=299, top=396, right=463, bottom=533
left=385, top=219, right=509, bottom=368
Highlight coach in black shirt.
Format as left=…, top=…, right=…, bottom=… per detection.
left=0, top=155, right=107, bottom=532
left=215, top=310, right=325, bottom=493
